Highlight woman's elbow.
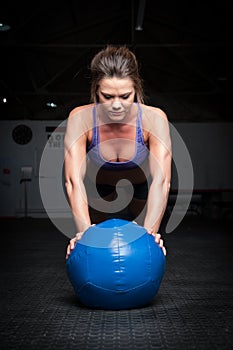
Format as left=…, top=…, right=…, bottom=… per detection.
left=65, top=178, right=74, bottom=198
left=166, top=180, right=171, bottom=194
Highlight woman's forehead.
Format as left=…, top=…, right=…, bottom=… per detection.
left=99, top=77, right=134, bottom=91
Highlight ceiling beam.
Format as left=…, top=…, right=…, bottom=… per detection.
left=2, top=43, right=232, bottom=49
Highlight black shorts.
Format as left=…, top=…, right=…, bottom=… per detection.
left=96, top=180, right=149, bottom=200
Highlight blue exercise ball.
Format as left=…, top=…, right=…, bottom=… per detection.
left=66, top=218, right=166, bottom=310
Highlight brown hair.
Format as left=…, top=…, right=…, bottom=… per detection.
left=90, top=45, right=144, bottom=103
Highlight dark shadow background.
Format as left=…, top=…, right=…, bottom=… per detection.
left=0, top=0, right=232, bottom=122
left=0, top=1, right=233, bottom=349
left=0, top=0, right=232, bottom=219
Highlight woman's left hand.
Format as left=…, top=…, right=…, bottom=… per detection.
left=147, top=229, right=166, bottom=256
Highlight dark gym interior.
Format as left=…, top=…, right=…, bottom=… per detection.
left=0, top=1, right=233, bottom=349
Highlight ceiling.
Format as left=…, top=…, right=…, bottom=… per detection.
left=0, top=0, right=232, bottom=122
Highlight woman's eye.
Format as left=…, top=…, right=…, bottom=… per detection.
left=103, top=95, right=112, bottom=100
left=102, top=93, right=130, bottom=100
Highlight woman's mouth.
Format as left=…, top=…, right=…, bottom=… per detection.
left=109, top=111, right=124, bottom=115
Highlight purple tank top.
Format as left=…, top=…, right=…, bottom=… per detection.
left=87, top=104, right=149, bottom=171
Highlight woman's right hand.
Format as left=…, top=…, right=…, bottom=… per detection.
left=66, top=232, right=83, bottom=260
left=66, top=224, right=96, bottom=260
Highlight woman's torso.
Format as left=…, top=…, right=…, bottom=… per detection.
left=84, top=103, right=151, bottom=185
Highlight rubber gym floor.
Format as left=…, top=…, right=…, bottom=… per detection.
left=0, top=215, right=232, bottom=350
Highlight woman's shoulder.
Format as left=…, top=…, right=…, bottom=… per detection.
left=141, top=104, right=168, bottom=129
left=140, top=104, right=171, bottom=145
left=69, top=103, right=95, bottom=118
left=140, top=104, right=168, bottom=121
left=67, top=103, right=94, bottom=133
left=65, top=104, right=94, bottom=140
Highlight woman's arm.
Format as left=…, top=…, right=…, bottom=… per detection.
left=143, top=107, right=172, bottom=235
left=64, top=107, right=92, bottom=233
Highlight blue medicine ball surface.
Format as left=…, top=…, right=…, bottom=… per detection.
left=66, top=219, right=166, bottom=310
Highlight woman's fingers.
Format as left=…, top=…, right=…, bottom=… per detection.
left=70, top=237, right=76, bottom=250
left=162, top=246, right=167, bottom=256
left=75, top=232, right=83, bottom=241
left=155, top=233, right=161, bottom=244
left=146, top=231, right=167, bottom=256
left=66, top=244, right=71, bottom=260
left=66, top=238, right=76, bottom=260
left=66, top=232, right=84, bottom=260
left=159, top=238, right=163, bottom=247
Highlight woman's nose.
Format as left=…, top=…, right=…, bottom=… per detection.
left=112, top=101, right=122, bottom=110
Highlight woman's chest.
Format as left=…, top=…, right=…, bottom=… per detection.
left=90, top=123, right=148, bottom=162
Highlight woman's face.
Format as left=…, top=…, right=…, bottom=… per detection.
left=97, top=77, right=136, bottom=122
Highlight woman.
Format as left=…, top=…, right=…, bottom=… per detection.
left=65, top=46, right=171, bottom=258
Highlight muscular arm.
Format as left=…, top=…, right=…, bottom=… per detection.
left=64, top=106, right=92, bottom=232
left=143, top=107, right=172, bottom=234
